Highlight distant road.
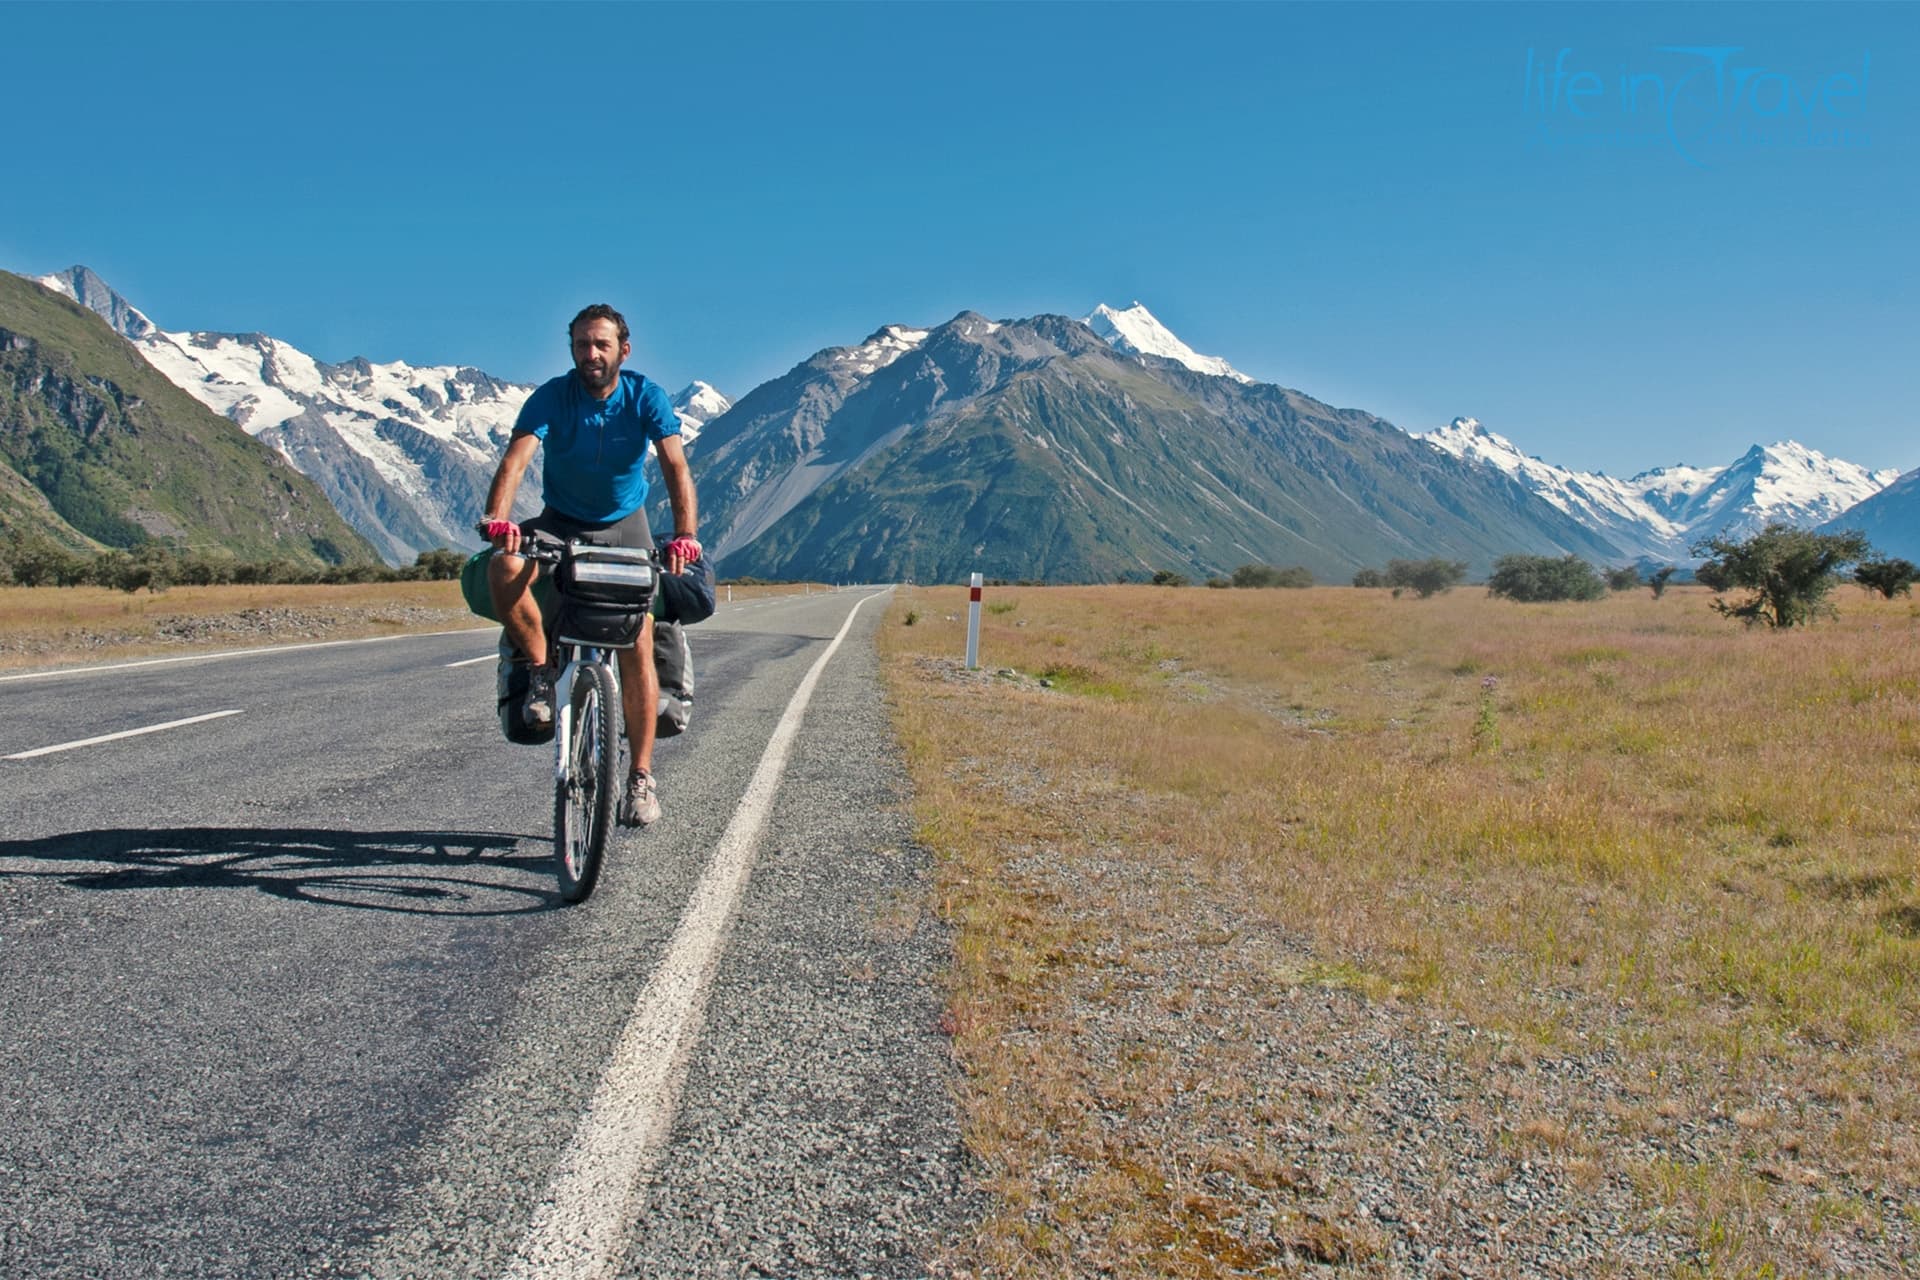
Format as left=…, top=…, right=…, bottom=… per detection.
left=0, top=588, right=969, bottom=1278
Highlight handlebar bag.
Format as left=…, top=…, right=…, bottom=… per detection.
left=557, top=544, right=657, bottom=608
left=554, top=544, right=654, bottom=648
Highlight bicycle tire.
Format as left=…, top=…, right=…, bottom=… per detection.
left=553, top=659, right=619, bottom=903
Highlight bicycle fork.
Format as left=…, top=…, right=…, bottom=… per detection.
left=550, top=648, right=618, bottom=784
left=552, top=655, right=577, bottom=785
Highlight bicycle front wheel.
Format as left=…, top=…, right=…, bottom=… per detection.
left=554, top=660, right=619, bottom=903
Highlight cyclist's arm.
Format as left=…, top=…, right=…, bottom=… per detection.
left=657, top=434, right=699, bottom=572
left=485, top=433, right=541, bottom=550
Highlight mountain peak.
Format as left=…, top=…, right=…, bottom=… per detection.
left=1083, top=301, right=1253, bottom=384
left=824, top=324, right=930, bottom=378
left=671, top=380, right=732, bottom=434
left=35, top=264, right=156, bottom=340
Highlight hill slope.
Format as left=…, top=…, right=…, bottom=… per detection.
left=1820, top=466, right=1920, bottom=561
left=0, top=272, right=378, bottom=564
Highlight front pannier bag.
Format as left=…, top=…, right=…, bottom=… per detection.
left=554, top=543, right=656, bottom=650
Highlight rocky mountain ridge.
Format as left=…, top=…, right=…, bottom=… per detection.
left=22, top=268, right=1902, bottom=579
left=36, top=267, right=725, bottom=563
left=0, top=271, right=379, bottom=564
left=690, top=309, right=1626, bottom=583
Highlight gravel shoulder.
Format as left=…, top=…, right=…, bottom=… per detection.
left=896, top=651, right=1918, bottom=1279
left=0, top=600, right=480, bottom=668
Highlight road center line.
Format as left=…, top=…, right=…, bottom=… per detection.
left=507, top=589, right=885, bottom=1280
left=5, top=709, right=246, bottom=760
left=444, top=654, right=498, bottom=668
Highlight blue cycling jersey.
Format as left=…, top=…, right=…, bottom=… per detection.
left=512, top=370, right=681, bottom=523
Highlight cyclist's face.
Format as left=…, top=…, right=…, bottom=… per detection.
left=571, top=319, right=629, bottom=395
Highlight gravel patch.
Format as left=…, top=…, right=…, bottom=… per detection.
left=941, top=821, right=1917, bottom=1278
left=0, top=605, right=475, bottom=657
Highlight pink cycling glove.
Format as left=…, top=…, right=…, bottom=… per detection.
left=664, top=536, right=702, bottom=565
left=484, top=520, right=519, bottom=542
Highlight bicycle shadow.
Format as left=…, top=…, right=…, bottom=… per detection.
left=0, top=826, right=562, bottom=916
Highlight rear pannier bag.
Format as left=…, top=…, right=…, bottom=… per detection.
left=654, top=618, right=694, bottom=737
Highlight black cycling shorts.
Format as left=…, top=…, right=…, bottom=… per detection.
left=520, top=505, right=652, bottom=550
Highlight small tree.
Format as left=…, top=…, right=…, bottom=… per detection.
left=1854, top=556, right=1918, bottom=599
left=1385, top=557, right=1468, bottom=599
left=1692, top=524, right=1873, bottom=628
left=1229, top=563, right=1313, bottom=588
left=1486, top=554, right=1606, bottom=603
left=1351, top=567, right=1387, bottom=589
left=1648, top=566, right=1677, bottom=598
left=1604, top=565, right=1642, bottom=592
left=4, top=534, right=90, bottom=587
left=413, top=547, right=467, bottom=580
left=1150, top=569, right=1189, bottom=587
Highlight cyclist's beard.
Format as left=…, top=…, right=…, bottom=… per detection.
left=577, top=357, right=621, bottom=397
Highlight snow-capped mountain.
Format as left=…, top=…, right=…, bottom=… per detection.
left=1419, top=417, right=1684, bottom=558
left=1636, top=441, right=1897, bottom=540
left=827, top=324, right=933, bottom=376
left=38, top=267, right=724, bottom=562
left=1084, top=302, right=1253, bottom=384
left=1419, top=416, right=1899, bottom=560
left=691, top=309, right=1626, bottom=583
left=671, top=380, right=731, bottom=436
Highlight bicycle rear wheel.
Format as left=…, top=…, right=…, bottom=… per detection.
left=554, top=660, right=619, bottom=902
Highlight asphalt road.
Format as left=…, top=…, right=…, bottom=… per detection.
left=0, top=588, right=971, bottom=1279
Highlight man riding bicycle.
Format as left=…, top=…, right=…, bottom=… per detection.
left=482, top=303, right=699, bottom=829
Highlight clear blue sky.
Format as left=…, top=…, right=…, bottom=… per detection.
left=3, top=2, right=1912, bottom=476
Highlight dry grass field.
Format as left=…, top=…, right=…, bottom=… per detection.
left=881, top=584, right=1919, bottom=1277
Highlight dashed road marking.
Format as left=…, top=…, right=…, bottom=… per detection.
left=5, top=710, right=246, bottom=760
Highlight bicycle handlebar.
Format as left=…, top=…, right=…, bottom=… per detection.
left=474, top=521, right=567, bottom=564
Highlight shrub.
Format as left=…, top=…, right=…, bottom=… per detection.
left=1351, top=567, right=1387, bottom=589
left=413, top=547, right=467, bottom=580
left=1648, top=566, right=1677, bottom=598
left=1150, top=569, right=1189, bottom=587
left=4, top=535, right=91, bottom=587
left=1487, top=554, right=1606, bottom=603
left=1692, top=524, right=1873, bottom=628
left=1854, top=556, right=1918, bottom=600
left=1385, top=557, right=1468, bottom=599
left=1604, top=565, right=1642, bottom=591
left=1230, top=563, right=1313, bottom=589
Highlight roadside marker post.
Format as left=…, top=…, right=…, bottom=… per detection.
left=965, top=571, right=983, bottom=669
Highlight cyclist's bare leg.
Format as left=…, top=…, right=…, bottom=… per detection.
left=489, top=551, right=548, bottom=667
left=616, top=614, right=659, bottom=777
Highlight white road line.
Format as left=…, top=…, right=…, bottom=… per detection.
left=507, top=589, right=885, bottom=1280
left=5, top=710, right=246, bottom=760
left=0, top=627, right=496, bottom=685
left=444, top=654, right=497, bottom=668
